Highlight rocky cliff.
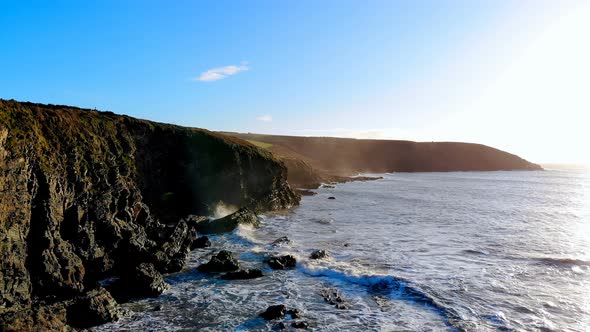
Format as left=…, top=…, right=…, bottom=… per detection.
left=0, top=100, right=299, bottom=330
left=224, top=133, right=543, bottom=188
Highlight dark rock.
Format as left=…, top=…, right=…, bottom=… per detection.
left=221, top=269, right=263, bottom=280
left=197, top=250, right=240, bottom=273
left=259, top=304, right=286, bottom=320
left=328, top=196, right=336, bottom=200
left=153, top=304, right=164, bottom=311
left=273, top=322, right=287, bottom=330
left=109, top=263, right=169, bottom=301
left=266, top=255, right=297, bottom=270
left=291, top=321, right=309, bottom=329
left=270, top=236, right=291, bottom=246
left=67, top=288, right=121, bottom=329
left=131, top=263, right=169, bottom=297
left=295, top=189, right=317, bottom=196
left=196, top=207, right=260, bottom=234
left=191, top=236, right=211, bottom=249
left=320, top=287, right=350, bottom=309
left=163, top=252, right=187, bottom=273
left=309, top=249, right=329, bottom=260
left=287, top=308, right=302, bottom=319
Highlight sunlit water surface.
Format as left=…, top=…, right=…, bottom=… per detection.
left=92, top=170, right=590, bottom=331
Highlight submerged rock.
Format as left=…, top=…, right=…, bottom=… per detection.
left=196, top=208, right=260, bottom=234
left=273, top=322, right=287, bottom=330
left=259, top=304, right=286, bottom=320
left=287, top=308, right=302, bottom=319
left=291, top=321, right=309, bottom=329
left=320, top=287, right=351, bottom=310
left=309, top=249, right=329, bottom=260
left=270, top=236, right=291, bottom=246
left=221, top=269, right=263, bottom=280
left=266, top=255, right=297, bottom=270
left=197, top=250, right=240, bottom=273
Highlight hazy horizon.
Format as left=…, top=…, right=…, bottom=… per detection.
left=1, top=0, right=588, bottom=165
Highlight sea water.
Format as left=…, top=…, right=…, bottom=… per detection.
left=92, top=170, right=590, bottom=331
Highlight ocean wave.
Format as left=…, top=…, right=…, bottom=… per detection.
left=296, top=257, right=468, bottom=331
left=533, top=257, right=590, bottom=268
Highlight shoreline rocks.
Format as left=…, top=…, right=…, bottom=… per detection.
left=266, top=255, right=297, bottom=270
left=196, top=208, right=260, bottom=234
left=197, top=250, right=240, bottom=273
left=310, top=249, right=329, bottom=260
left=0, top=100, right=300, bottom=330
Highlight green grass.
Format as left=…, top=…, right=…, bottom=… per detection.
left=246, top=140, right=273, bottom=149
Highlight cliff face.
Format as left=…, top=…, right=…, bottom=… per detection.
left=0, top=100, right=298, bottom=330
left=224, top=133, right=543, bottom=188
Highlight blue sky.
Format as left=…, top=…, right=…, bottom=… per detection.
left=1, top=1, right=589, bottom=164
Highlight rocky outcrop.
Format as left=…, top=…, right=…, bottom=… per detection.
left=195, top=207, right=259, bottom=234
left=309, top=249, right=329, bottom=260
left=197, top=250, right=240, bottom=273
left=0, top=100, right=299, bottom=330
left=266, top=255, right=297, bottom=270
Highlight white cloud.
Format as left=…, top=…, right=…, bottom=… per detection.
left=256, top=115, right=272, bottom=122
left=194, top=65, right=248, bottom=82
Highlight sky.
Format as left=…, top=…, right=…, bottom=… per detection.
left=1, top=0, right=589, bottom=164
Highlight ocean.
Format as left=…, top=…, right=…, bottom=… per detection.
left=92, top=170, right=590, bottom=331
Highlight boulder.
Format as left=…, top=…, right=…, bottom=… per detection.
left=259, top=304, right=286, bottom=320
left=266, top=255, right=296, bottom=270
left=309, top=249, right=329, bottom=260
left=108, top=263, right=169, bottom=301
left=197, top=250, right=240, bottom=273
left=196, top=208, right=259, bottom=234
left=67, top=288, right=121, bottom=329
left=191, top=236, right=212, bottom=249
left=270, top=236, right=291, bottom=246
left=221, top=269, right=263, bottom=280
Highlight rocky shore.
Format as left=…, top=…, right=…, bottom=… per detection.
left=0, top=100, right=299, bottom=331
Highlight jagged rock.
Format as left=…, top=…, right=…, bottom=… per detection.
left=196, top=208, right=260, bottom=234
left=320, top=287, right=350, bottom=310
left=287, top=308, right=302, bottom=319
left=259, top=304, right=286, bottom=320
left=266, top=255, right=296, bottom=270
left=291, top=321, right=309, bottom=329
left=309, top=249, right=329, bottom=260
left=109, top=263, right=169, bottom=301
left=67, top=288, right=121, bottom=329
left=270, top=236, right=291, bottom=246
left=191, top=236, right=211, bottom=249
left=220, top=269, right=263, bottom=280
left=197, top=250, right=240, bottom=273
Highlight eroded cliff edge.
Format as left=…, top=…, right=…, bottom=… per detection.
left=0, top=100, right=299, bottom=330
